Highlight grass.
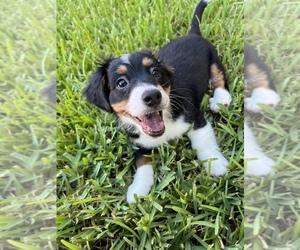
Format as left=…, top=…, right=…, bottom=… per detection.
left=0, top=0, right=56, bottom=249
left=245, top=0, right=300, bottom=249
left=57, top=0, right=244, bottom=249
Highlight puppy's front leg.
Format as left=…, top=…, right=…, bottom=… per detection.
left=245, top=87, right=280, bottom=113
left=188, top=121, right=228, bottom=176
left=127, top=150, right=154, bottom=203
left=245, top=122, right=275, bottom=176
left=209, top=63, right=231, bottom=113
left=209, top=87, right=232, bottom=112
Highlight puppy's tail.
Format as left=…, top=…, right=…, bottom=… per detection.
left=189, top=0, right=210, bottom=36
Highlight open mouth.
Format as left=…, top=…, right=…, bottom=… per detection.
left=133, top=111, right=165, bottom=137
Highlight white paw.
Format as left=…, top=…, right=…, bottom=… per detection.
left=209, top=88, right=232, bottom=113
left=246, top=150, right=275, bottom=176
left=126, top=164, right=154, bottom=203
left=188, top=123, right=228, bottom=176
left=245, top=122, right=275, bottom=176
left=246, top=87, right=280, bottom=112
left=203, top=151, right=228, bottom=176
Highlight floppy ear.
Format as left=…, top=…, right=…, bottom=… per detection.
left=83, top=59, right=113, bottom=113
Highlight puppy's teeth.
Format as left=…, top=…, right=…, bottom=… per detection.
left=135, top=116, right=141, bottom=122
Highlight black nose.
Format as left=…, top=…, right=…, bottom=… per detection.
left=142, top=89, right=162, bottom=107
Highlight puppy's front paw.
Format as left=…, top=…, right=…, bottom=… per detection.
left=246, top=151, right=275, bottom=176
left=203, top=152, right=228, bottom=176
left=246, top=87, right=280, bottom=112
left=209, top=88, right=232, bottom=113
left=126, top=164, right=154, bottom=203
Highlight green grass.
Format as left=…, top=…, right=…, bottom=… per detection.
left=57, top=0, right=244, bottom=249
left=245, top=0, right=300, bottom=249
left=0, top=0, right=56, bottom=249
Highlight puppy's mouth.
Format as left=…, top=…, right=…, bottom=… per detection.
left=133, top=111, right=165, bottom=137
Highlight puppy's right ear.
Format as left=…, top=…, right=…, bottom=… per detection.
left=83, top=59, right=113, bottom=113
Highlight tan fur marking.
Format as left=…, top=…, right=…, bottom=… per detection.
left=246, top=63, right=269, bottom=89
left=166, top=65, right=174, bottom=74
left=117, top=65, right=127, bottom=75
left=142, top=57, right=153, bottom=67
left=210, top=64, right=225, bottom=89
left=165, top=86, right=171, bottom=95
left=136, top=155, right=151, bottom=168
left=111, top=100, right=128, bottom=113
left=157, top=85, right=170, bottom=95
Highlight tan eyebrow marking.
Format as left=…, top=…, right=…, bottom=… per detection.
left=116, top=65, right=128, bottom=75
left=142, top=57, right=154, bottom=67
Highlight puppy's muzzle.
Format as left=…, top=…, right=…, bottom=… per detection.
left=127, top=85, right=169, bottom=137
left=134, top=89, right=164, bottom=137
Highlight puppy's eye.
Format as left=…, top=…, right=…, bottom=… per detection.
left=151, top=68, right=161, bottom=78
left=117, top=78, right=128, bottom=88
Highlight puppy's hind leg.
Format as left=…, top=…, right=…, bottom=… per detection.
left=188, top=120, right=228, bottom=176
left=209, top=61, right=232, bottom=113
left=127, top=149, right=154, bottom=203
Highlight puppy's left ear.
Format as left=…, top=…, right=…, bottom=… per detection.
left=83, top=59, right=113, bottom=113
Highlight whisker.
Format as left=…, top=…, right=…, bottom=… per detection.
left=169, top=96, right=191, bottom=115
left=170, top=87, right=197, bottom=96
left=169, top=93, right=196, bottom=110
left=161, top=77, right=173, bottom=87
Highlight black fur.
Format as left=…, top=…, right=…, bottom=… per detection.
left=157, top=33, right=228, bottom=128
left=84, top=59, right=113, bottom=112
left=189, top=0, right=209, bottom=35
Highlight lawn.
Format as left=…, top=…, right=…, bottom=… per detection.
left=0, top=0, right=56, bottom=249
left=245, top=0, right=300, bottom=249
left=57, top=0, right=244, bottom=249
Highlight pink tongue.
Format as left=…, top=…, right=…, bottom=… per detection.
left=140, top=112, right=164, bottom=136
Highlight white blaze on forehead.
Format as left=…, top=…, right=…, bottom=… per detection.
left=120, top=54, right=131, bottom=64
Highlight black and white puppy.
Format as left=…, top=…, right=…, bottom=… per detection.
left=244, top=43, right=280, bottom=176
left=84, top=0, right=231, bottom=203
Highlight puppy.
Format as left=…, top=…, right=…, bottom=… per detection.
left=244, top=43, right=280, bottom=176
left=84, top=0, right=231, bottom=203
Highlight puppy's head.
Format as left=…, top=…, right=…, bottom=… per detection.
left=84, top=50, right=173, bottom=137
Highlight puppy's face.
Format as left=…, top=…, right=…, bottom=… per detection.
left=84, top=51, right=173, bottom=137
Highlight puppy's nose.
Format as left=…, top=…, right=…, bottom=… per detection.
left=142, top=89, right=162, bottom=107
